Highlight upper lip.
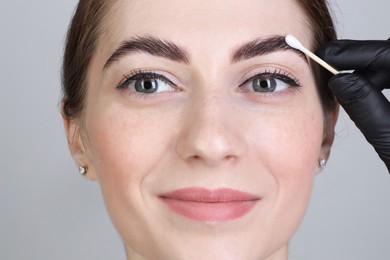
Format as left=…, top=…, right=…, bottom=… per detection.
left=159, top=187, right=261, bottom=203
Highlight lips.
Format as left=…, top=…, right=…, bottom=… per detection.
left=159, top=188, right=260, bottom=221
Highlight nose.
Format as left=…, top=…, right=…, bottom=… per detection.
left=175, top=90, right=246, bottom=167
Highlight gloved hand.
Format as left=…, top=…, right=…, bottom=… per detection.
left=317, top=39, right=390, bottom=172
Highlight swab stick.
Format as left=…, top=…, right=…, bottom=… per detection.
left=285, top=34, right=339, bottom=75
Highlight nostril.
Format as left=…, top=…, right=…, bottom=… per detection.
left=225, top=155, right=236, bottom=161
left=185, top=154, right=238, bottom=166
left=184, top=155, right=201, bottom=163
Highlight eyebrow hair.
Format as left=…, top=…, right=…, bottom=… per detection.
left=104, top=35, right=307, bottom=69
left=231, top=35, right=307, bottom=63
left=104, top=36, right=190, bottom=69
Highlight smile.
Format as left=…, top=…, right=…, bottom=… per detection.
left=159, top=187, right=261, bottom=222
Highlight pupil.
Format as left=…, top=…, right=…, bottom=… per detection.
left=144, top=80, right=153, bottom=90
left=260, top=80, right=268, bottom=88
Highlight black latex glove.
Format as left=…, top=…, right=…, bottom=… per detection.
left=317, top=40, right=390, bottom=172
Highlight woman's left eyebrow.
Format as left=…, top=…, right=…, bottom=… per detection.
left=231, top=35, right=308, bottom=64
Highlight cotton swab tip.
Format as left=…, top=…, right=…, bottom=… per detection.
left=285, top=34, right=305, bottom=51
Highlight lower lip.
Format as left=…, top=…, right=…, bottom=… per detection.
left=159, top=189, right=260, bottom=222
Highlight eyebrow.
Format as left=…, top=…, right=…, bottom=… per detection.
left=104, top=36, right=190, bottom=69
left=104, top=35, right=307, bottom=69
left=231, top=35, right=307, bottom=63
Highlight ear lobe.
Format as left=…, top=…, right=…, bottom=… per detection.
left=62, top=115, right=97, bottom=180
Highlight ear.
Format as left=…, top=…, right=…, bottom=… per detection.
left=320, top=103, right=340, bottom=161
left=62, top=109, right=97, bottom=180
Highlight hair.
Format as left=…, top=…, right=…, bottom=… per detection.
left=61, top=0, right=337, bottom=120
left=62, top=0, right=110, bottom=120
left=295, top=0, right=338, bottom=112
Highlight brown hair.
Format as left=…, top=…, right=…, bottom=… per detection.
left=61, top=0, right=337, bottom=120
left=62, top=0, right=111, bottom=119
left=296, top=0, right=338, bottom=111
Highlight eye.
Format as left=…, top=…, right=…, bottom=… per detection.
left=240, top=70, right=301, bottom=93
left=117, top=71, right=176, bottom=94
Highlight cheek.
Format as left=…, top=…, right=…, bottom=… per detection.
left=83, top=106, right=178, bottom=240
left=84, top=103, right=182, bottom=209
left=86, top=108, right=173, bottom=183
left=272, top=114, right=321, bottom=203
left=273, top=111, right=322, bottom=170
left=264, top=105, right=323, bottom=192
left=251, top=101, right=324, bottom=236
left=249, top=98, right=324, bottom=168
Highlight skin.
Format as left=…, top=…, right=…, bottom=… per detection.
left=65, top=0, right=338, bottom=259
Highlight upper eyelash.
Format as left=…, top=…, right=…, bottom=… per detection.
left=239, top=69, right=302, bottom=88
left=117, top=70, right=176, bottom=89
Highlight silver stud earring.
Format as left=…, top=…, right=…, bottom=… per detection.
left=79, top=166, right=88, bottom=175
left=319, top=159, right=327, bottom=168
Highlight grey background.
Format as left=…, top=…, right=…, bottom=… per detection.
left=0, top=1, right=389, bottom=259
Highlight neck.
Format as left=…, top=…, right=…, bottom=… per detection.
left=264, top=245, right=289, bottom=260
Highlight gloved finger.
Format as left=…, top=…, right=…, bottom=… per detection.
left=357, top=70, right=390, bottom=91
left=317, top=40, right=390, bottom=71
left=329, top=73, right=390, bottom=171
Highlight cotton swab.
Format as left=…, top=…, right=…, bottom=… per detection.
left=285, top=35, right=339, bottom=75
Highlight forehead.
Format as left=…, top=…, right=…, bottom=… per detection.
left=101, top=0, right=312, bottom=57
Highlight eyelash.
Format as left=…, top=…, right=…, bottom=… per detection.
left=117, top=69, right=176, bottom=90
left=239, top=69, right=301, bottom=88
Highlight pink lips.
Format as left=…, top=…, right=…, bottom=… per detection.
left=159, top=188, right=260, bottom=221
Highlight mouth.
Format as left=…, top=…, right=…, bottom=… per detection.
left=159, top=187, right=261, bottom=222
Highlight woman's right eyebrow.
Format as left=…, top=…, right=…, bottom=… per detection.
left=104, top=36, right=190, bottom=69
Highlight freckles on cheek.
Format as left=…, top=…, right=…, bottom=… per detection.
left=86, top=108, right=173, bottom=188
left=89, top=116, right=132, bottom=185
left=265, top=110, right=323, bottom=217
left=86, top=111, right=143, bottom=184
left=264, top=110, right=324, bottom=179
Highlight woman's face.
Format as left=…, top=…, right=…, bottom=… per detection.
left=69, top=0, right=335, bottom=259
